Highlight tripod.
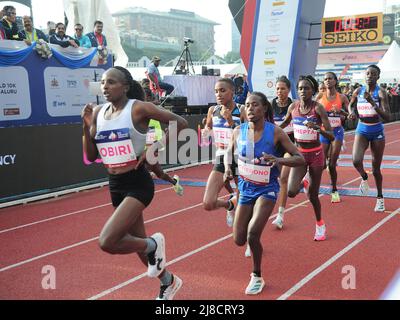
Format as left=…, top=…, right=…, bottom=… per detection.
left=173, top=42, right=195, bottom=75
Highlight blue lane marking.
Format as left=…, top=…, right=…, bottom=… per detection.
left=318, top=187, right=400, bottom=199
left=154, top=180, right=400, bottom=199
left=339, top=155, right=400, bottom=161
left=337, top=163, right=400, bottom=169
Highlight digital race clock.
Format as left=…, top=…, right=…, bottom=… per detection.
left=321, top=12, right=383, bottom=46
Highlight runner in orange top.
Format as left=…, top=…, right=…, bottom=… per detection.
left=316, top=72, right=349, bottom=203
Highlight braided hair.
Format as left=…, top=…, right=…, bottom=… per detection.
left=113, top=66, right=145, bottom=101
left=297, top=75, right=319, bottom=95
left=250, top=92, right=274, bottom=124
left=276, top=75, right=291, bottom=90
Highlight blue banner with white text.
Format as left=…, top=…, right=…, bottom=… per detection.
left=0, top=40, right=112, bottom=127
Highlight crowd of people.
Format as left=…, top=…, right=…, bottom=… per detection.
left=0, top=5, right=107, bottom=49
left=80, top=62, right=392, bottom=299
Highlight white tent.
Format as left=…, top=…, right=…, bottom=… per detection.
left=63, top=0, right=128, bottom=67
left=377, top=41, right=400, bottom=82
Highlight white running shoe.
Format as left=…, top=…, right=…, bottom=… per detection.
left=147, top=233, right=166, bottom=278
left=359, top=179, right=369, bottom=196
left=226, top=195, right=237, bottom=227
left=245, top=273, right=265, bottom=295
left=374, top=198, right=385, bottom=212
left=302, top=172, right=310, bottom=196
left=173, top=175, right=184, bottom=196
left=314, top=223, right=327, bottom=241
left=245, top=244, right=251, bottom=257
left=156, top=274, right=183, bottom=300
left=272, top=215, right=284, bottom=230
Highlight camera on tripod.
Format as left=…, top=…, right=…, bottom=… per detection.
left=183, top=37, right=194, bottom=44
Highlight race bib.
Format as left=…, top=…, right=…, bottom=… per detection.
left=327, top=113, right=342, bottom=128
left=357, top=103, right=378, bottom=118
left=95, top=128, right=137, bottom=168
left=293, top=124, right=318, bottom=142
left=213, top=127, right=233, bottom=148
left=238, top=158, right=270, bottom=185
left=275, top=120, right=294, bottom=133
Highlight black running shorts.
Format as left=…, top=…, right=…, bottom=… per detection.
left=108, top=165, right=155, bottom=208
left=213, top=154, right=238, bottom=175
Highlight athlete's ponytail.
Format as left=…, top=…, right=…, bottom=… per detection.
left=113, top=66, right=145, bottom=101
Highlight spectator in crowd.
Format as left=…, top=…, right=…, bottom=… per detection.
left=74, top=23, right=91, bottom=48
left=318, top=82, right=326, bottom=95
left=0, top=8, right=6, bottom=40
left=147, top=56, right=174, bottom=95
left=49, top=22, right=79, bottom=48
left=86, top=20, right=107, bottom=48
left=47, top=21, right=56, bottom=37
left=232, top=74, right=249, bottom=105
left=18, top=16, right=48, bottom=44
left=1, top=6, right=23, bottom=41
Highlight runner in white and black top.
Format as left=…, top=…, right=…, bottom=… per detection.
left=202, top=78, right=246, bottom=227
left=82, top=66, right=187, bottom=300
left=270, top=76, right=295, bottom=230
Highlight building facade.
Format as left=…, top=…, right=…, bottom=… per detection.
left=112, top=7, right=218, bottom=58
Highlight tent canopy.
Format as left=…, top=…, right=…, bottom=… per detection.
left=377, top=41, right=400, bottom=82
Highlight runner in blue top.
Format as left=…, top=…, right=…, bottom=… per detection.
left=348, top=65, right=390, bottom=212
left=224, top=92, right=305, bottom=295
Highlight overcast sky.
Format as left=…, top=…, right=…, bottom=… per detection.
left=2, top=0, right=399, bottom=56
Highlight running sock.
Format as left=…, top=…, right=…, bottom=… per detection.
left=144, top=237, right=157, bottom=255
left=252, top=271, right=261, bottom=277
left=361, top=173, right=368, bottom=181
left=278, top=206, right=285, bottom=217
left=160, top=270, right=173, bottom=286
left=377, top=194, right=383, bottom=199
left=316, top=219, right=325, bottom=226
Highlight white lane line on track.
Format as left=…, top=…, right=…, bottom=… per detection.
left=0, top=237, right=99, bottom=273
left=85, top=175, right=372, bottom=299
left=0, top=195, right=229, bottom=273
left=0, top=168, right=372, bottom=274
left=87, top=234, right=234, bottom=300
left=2, top=122, right=399, bottom=295
left=2, top=123, right=399, bottom=233
left=86, top=196, right=320, bottom=300
left=0, top=186, right=174, bottom=234
left=277, top=207, right=400, bottom=300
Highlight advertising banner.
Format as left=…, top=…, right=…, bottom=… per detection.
left=248, top=0, right=301, bottom=98
left=0, top=40, right=111, bottom=127
left=321, top=12, right=383, bottom=47
left=0, top=66, right=31, bottom=121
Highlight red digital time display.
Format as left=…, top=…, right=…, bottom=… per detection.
left=325, top=16, right=378, bottom=32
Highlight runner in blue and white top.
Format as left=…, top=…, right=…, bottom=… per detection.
left=82, top=66, right=187, bottom=300
left=224, top=92, right=304, bottom=296
left=202, top=78, right=246, bottom=227
left=348, top=64, right=390, bottom=212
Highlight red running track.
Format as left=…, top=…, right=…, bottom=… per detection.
left=1, top=122, right=400, bottom=300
